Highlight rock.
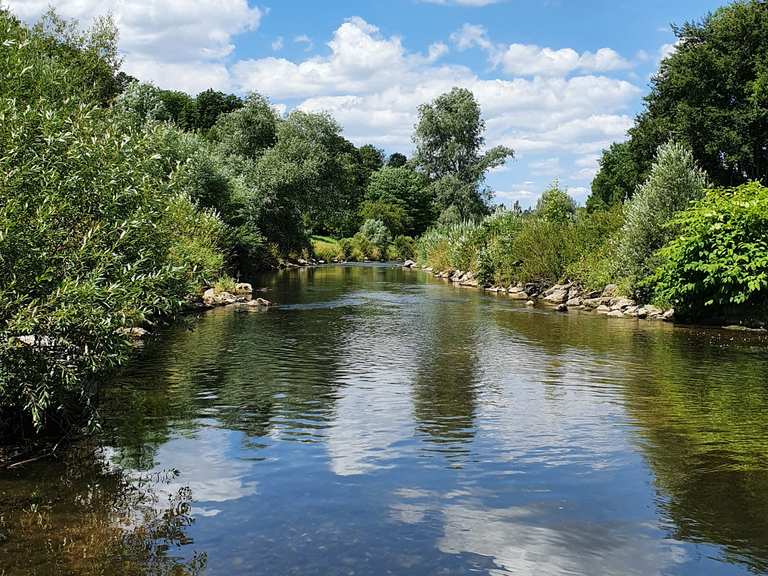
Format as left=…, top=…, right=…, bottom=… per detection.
left=607, top=310, right=625, bottom=318
left=543, top=282, right=572, bottom=297
left=544, top=288, right=569, bottom=304
left=509, top=291, right=529, bottom=300
left=118, top=327, right=149, bottom=339
left=15, top=335, right=56, bottom=347
left=662, top=308, right=675, bottom=322
left=634, top=307, right=649, bottom=319
left=610, top=297, right=636, bottom=311
left=582, top=298, right=602, bottom=309
left=526, top=300, right=536, bottom=307
left=602, top=284, right=619, bottom=297
left=202, top=288, right=216, bottom=305
left=235, top=282, right=253, bottom=295
left=403, top=259, right=416, bottom=268
left=508, top=284, right=525, bottom=294
left=247, top=297, right=272, bottom=307
left=555, top=304, right=568, bottom=312
left=318, top=260, right=326, bottom=264
left=583, top=290, right=602, bottom=299
left=644, top=305, right=663, bottom=317
left=566, top=296, right=583, bottom=307
left=596, top=305, right=611, bottom=314
left=723, top=324, right=767, bottom=332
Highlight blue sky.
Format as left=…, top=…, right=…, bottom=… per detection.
left=10, top=0, right=728, bottom=206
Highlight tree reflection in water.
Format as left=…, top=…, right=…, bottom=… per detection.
left=0, top=444, right=205, bottom=576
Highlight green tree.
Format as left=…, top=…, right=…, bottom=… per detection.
left=617, top=141, right=708, bottom=290
left=587, top=141, right=641, bottom=210
left=535, top=182, right=576, bottom=224
left=209, top=93, right=278, bottom=160
left=191, top=88, right=243, bottom=131
left=601, top=0, right=768, bottom=192
left=387, top=152, right=408, bottom=167
left=364, top=166, right=433, bottom=235
left=413, top=87, right=513, bottom=220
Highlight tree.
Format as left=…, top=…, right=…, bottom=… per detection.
left=357, top=144, right=385, bottom=175
left=387, top=152, right=408, bottom=167
left=617, top=141, right=708, bottom=290
left=364, top=166, right=432, bottom=235
left=586, top=141, right=641, bottom=210
left=536, top=182, right=576, bottom=224
left=599, top=0, right=768, bottom=193
left=209, top=93, right=278, bottom=160
left=192, top=89, right=243, bottom=131
left=413, top=87, right=513, bottom=220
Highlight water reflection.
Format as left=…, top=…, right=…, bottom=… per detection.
left=6, top=264, right=768, bottom=575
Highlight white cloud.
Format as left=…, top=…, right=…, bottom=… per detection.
left=294, top=33, right=314, bottom=51
left=272, top=36, right=284, bottom=51
left=6, top=0, right=262, bottom=93
left=451, top=23, right=632, bottom=77
left=530, top=157, right=561, bottom=177
left=659, top=42, right=678, bottom=61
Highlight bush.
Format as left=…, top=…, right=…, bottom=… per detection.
left=535, top=182, right=576, bottom=224
left=338, top=238, right=354, bottom=261
left=358, top=219, right=392, bottom=258
left=312, top=237, right=343, bottom=261
left=649, top=182, right=768, bottom=319
left=391, top=235, right=415, bottom=261
left=616, top=141, right=708, bottom=291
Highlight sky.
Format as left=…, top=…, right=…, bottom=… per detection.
left=7, top=0, right=728, bottom=208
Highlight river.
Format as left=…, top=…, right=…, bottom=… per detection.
left=3, top=263, right=768, bottom=575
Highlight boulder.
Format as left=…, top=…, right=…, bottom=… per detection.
left=202, top=288, right=216, bottom=306
left=403, top=259, right=416, bottom=268
left=596, top=305, right=611, bottom=314
left=610, top=297, right=635, bottom=311
left=526, top=300, right=536, bottom=307
left=235, top=282, right=253, bottom=295
left=509, top=291, right=529, bottom=300
left=582, top=298, right=602, bottom=309
left=607, top=310, right=625, bottom=318
left=662, top=308, right=675, bottom=322
left=555, top=304, right=568, bottom=312
left=634, top=307, right=649, bottom=319
left=508, top=284, right=526, bottom=294
left=566, top=296, right=583, bottom=307
left=602, top=284, right=619, bottom=297
left=543, top=288, right=569, bottom=304
left=247, top=297, right=272, bottom=307
left=118, top=327, right=149, bottom=339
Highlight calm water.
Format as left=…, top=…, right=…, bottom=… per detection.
left=3, top=263, right=768, bottom=575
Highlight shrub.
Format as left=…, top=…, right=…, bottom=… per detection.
left=358, top=219, right=392, bottom=258
left=338, top=238, right=354, bottom=261
left=312, top=237, right=343, bottom=261
left=391, top=235, right=415, bottom=261
left=616, top=141, right=708, bottom=292
left=212, top=276, right=238, bottom=294
left=649, top=182, right=768, bottom=320
left=535, top=182, right=576, bottom=224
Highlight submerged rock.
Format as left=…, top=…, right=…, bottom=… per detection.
left=555, top=304, right=568, bottom=313
left=235, top=282, right=253, bottom=295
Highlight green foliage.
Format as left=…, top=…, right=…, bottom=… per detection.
left=209, top=93, right=278, bottom=160
left=387, top=152, right=407, bottom=167
left=312, top=237, right=344, bottom=262
left=595, top=0, right=768, bottom=192
left=364, top=166, right=432, bottom=235
left=616, top=141, right=708, bottom=290
left=212, top=276, right=238, bottom=294
left=413, top=87, right=513, bottom=220
left=535, top=182, right=576, bottom=224
left=359, top=219, right=392, bottom=251
left=649, top=182, right=768, bottom=319
left=586, top=141, right=641, bottom=210
left=391, top=235, right=416, bottom=261
left=0, top=10, right=227, bottom=433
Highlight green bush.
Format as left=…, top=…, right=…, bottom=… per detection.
left=616, top=141, right=707, bottom=291
left=535, top=182, right=576, bottom=224
left=649, top=182, right=768, bottom=319
left=391, top=235, right=415, bottom=261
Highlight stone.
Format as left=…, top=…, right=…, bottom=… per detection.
left=610, top=297, right=635, bottom=311
left=509, top=291, right=529, bottom=300
left=508, top=284, right=525, bottom=294
left=582, top=298, right=602, bottom=309
left=566, top=296, right=583, bottom=307
left=235, top=282, right=253, bottom=295
left=662, top=308, right=675, bottom=322
left=202, top=288, right=216, bottom=305
left=596, top=305, right=611, bottom=314
left=555, top=304, right=568, bottom=312
left=543, top=288, right=569, bottom=304
left=403, top=259, right=416, bottom=268
left=602, top=284, right=619, bottom=297
left=607, top=310, right=625, bottom=318
left=635, top=307, right=649, bottom=319
left=118, top=327, right=149, bottom=339
left=526, top=300, right=535, bottom=307
left=247, top=297, right=272, bottom=307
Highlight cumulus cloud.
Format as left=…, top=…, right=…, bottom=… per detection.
left=6, top=0, right=262, bottom=93
left=451, top=23, right=632, bottom=77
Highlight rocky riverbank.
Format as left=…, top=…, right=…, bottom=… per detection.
left=402, top=260, right=675, bottom=322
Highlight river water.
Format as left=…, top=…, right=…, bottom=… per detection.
left=3, top=263, right=768, bottom=575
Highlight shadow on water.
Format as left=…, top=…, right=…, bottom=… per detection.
left=4, top=264, right=768, bottom=575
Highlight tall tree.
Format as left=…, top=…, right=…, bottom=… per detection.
left=413, top=87, right=513, bottom=220
left=586, top=141, right=641, bottom=210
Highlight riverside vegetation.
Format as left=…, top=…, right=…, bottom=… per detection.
left=2, top=0, right=768, bottom=440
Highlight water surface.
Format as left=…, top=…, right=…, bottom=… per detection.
left=3, top=264, right=768, bottom=575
